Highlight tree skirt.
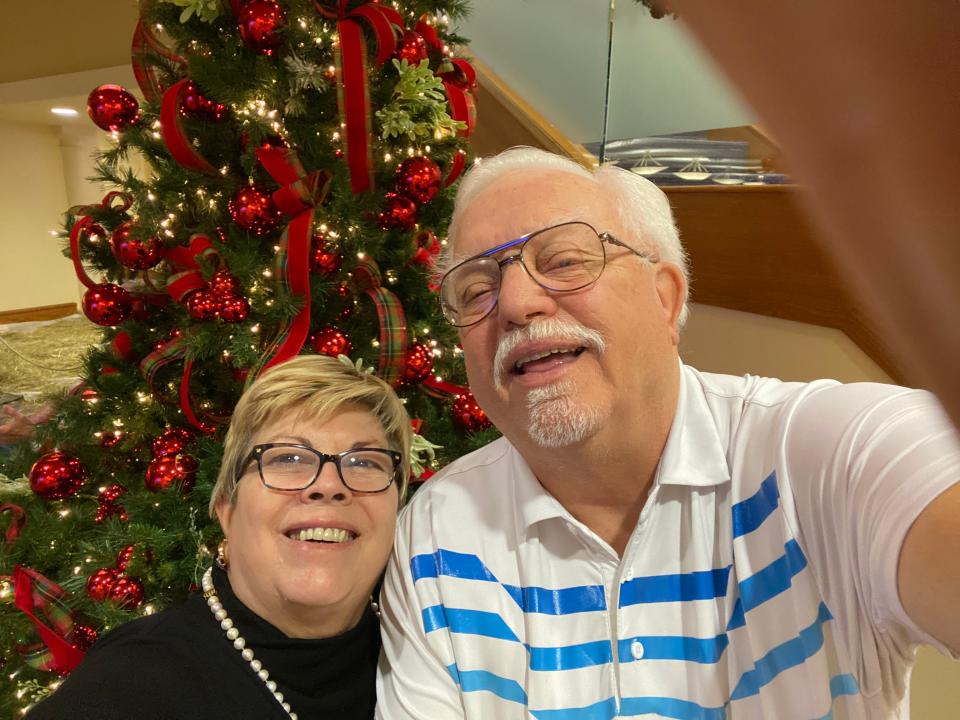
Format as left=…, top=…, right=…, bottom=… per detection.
left=0, top=315, right=101, bottom=397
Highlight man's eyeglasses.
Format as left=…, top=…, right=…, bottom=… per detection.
left=438, top=221, right=658, bottom=327
left=239, top=443, right=402, bottom=494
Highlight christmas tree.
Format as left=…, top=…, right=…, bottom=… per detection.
left=0, top=0, right=495, bottom=713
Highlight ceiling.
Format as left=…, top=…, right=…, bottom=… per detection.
left=0, top=1, right=141, bottom=127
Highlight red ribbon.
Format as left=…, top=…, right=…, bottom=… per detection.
left=179, top=358, right=224, bottom=434
left=160, top=79, right=218, bottom=175
left=319, top=0, right=402, bottom=194
left=422, top=374, right=469, bottom=399
left=252, top=146, right=332, bottom=375
left=165, top=234, right=220, bottom=303
left=445, top=149, right=467, bottom=187
left=68, top=192, right=134, bottom=289
left=413, top=17, right=475, bottom=183
left=131, top=20, right=186, bottom=102
left=13, top=566, right=84, bottom=674
left=352, top=258, right=409, bottom=385
left=1, top=504, right=26, bottom=544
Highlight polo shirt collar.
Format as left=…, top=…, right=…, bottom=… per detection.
left=513, top=362, right=731, bottom=531
left=656, top=362, right=731, bottom=488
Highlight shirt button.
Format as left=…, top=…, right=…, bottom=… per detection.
left=625, top=568, right=635, bottom=581
left=630, top=639, right=644, bottom=660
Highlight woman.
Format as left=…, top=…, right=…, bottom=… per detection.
left=27, top=355, right=411, bottom=720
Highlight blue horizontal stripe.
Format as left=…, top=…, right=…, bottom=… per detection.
left=514, top=583, right=607, bottom=615
left=530, top=695, right=726, bottom=720
left=620, top=566, right=731, bottom=607
left=620, top=696, right=727, bottom=720
left=830, top=673, right=858, bottom=698
left=730, top=602, right=833, bottom=700
left=412, top=549, right=606, bottom=615
left=738, top=539, right=808, bottom=612
left=732, top=471, right=779, bottom=538
left=617, top=633, right=729, bottom=664
left=815, top=673, right=860, bottom=719
left=422, top=605, right=519, bottom=641
left=530, top=696, right=617, bottom=720
left=446, top=663, right=528, bottom=706
left=528, top=639, right=612, bottom=671
left=726, top=598, right=745, bottom=631
left=411, top=549, right=499, bottom=583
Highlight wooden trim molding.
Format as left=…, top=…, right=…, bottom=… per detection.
left=0, top=302, right=78, bottom=324
left=469, top=58, right=597, bottom=167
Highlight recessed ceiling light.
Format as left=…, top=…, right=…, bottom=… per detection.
left=51, top=107, right=79, bottom=117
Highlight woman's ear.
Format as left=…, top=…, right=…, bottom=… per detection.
left=214, top=497, right=233, bottom=538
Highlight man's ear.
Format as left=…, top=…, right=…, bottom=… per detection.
left=655, top=263, right=686, bottom=346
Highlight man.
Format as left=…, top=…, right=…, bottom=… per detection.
left=376, top=147, right=960, bottom=719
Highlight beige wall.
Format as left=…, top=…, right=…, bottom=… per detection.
left=681, top=303, right=960, bottom=717
left=0, top=119, right=81, bottom=311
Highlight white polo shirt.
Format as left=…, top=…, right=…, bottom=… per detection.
left=377, top=365, right=960, bottom=719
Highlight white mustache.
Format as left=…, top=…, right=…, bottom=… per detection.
left=493, top=317, right=605, bottom=390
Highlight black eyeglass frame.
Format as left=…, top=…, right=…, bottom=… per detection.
left=438, top=221, right=659, bottom=328
left=238, top=443, right=403, bottom=494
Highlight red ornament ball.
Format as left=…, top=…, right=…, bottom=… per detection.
left=237, top=0, right=287, bottom=56
left=228, top=185, right=281, bottom=236
left=151, top=428, right=194, bottom=458
left=219, top=295, right=250, bottom=323
left=451, top=391, right=493, bottom=433
left=99, top=431, right=123, bottom=449
left=86, top=568, right=119, bottom=602
left=115, top=545, right=136, bottom=572
left=402, top=342, right=434, bottom=385
left=180, top=81, right=229, bottom=122
left=83, top=223, right=107, bottom=244
left=29, top=451, right=88, bottom=500
left=72, top=623, right=99, bottom=652
left=109, top=576, right=145, bottom=609
left=145, top=453, right=198, bottom=493
left=209, top=271, right=241, bottom=296
left=396, top=157, right=442, bottom=205
left=82, top=283, right=133, bottom=326
left=99, top=483, right=126, bottom=503
left=311, top=326, right=352, bottom=357
left=130, top=297, right=154, bottom=322
left=87, top=85, right=140, bottom=132
left=310, top=234, right=343, bottom=276
left=396, top=30, right=429, bottom=65
left=186, top=288, right=220, bottom=321
left=378, top=192, right=418, bottom=231
left=110, top=222, right=163, bottom=270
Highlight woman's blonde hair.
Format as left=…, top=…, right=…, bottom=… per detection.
left=209, top=355, right=412, bottom=515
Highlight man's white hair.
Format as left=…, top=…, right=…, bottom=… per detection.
left=441, top=146, right=690, bottom=326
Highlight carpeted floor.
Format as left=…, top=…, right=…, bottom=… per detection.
left=0, top=314, right=101, bottom=399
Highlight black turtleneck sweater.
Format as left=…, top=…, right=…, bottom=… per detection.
left=26, top=566, right=380, bottom=720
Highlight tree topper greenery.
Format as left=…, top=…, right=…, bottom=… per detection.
left=377, top=59, right=467, bottom=141
left=159, top=0, right=223, bottom=24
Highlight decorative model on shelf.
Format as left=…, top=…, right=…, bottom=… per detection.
left=589, top=133, right=790, bottom=186
left=0, top=0, right=494, bottom=713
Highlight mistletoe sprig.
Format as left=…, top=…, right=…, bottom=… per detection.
left=159, top=0, right=223, bottom=24
left=377, top=59, right=466, bottom=141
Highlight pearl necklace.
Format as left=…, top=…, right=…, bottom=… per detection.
left=202, top=567, right=298, bottom=719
